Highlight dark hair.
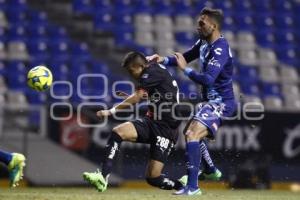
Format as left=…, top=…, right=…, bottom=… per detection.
left=200, top=7, right=224, bottom=29
left=121, top=51, right=147, bottom=68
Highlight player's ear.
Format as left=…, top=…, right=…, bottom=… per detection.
left=212, top=23, right=217, bottom=30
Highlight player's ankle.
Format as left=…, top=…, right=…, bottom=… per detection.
left=204, top=166, right=217, bottom=174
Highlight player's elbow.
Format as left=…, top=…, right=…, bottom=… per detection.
left=131, top=94, right=142, bottom=103
left=193, top=75, right=215, bottom=86
left=135, top=89, right=148, bottom=101
left=202, top=75, right=215, bottom=86
left=128, top=92, right=141, bottom=103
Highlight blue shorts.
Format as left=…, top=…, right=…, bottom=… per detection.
left=192, top=100, right=236, bottom=139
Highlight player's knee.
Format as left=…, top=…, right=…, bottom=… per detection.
left=198, top=123, right=208, bottom=134
left=185, top=130, right=201, bottom=141
left=108, top=130, right=123, bottom=143
left=199, top=129, right=209, bottom=139
left=112, top=126, right=126, bottom=140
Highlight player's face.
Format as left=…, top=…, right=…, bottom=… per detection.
left=126, top=63, right=144, bottom=79
left=197, top=15, right=215, bottom=40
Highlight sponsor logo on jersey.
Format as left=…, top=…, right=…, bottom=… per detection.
left=208, top=57, right=221, bottom=68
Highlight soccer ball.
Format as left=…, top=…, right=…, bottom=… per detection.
left=27, top=66, right=53, bottom=91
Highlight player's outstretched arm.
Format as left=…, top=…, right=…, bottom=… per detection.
left=146, top=53, right=179, bottom=66
left=96, top=89, right=147, bottom=119
left=174, top=52, right=223, bottom=86
left=147, top=40, right=201, bottom=66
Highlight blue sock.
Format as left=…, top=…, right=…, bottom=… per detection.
left=186, top=141, right=201, bottom=189
left=199, top=140, right=216, bottom=174
left=0, top=150, right=13, bottom=165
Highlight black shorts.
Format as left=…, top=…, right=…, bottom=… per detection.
left=131, top=117, right=179, bottom=163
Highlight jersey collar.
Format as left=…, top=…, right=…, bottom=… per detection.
left=208, top=35, right=224, bottom=47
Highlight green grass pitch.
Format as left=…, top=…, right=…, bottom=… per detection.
left=0, top=188, right=299, bottom=200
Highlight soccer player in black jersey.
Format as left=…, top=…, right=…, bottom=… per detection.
left=83, top=51, right=185, bottom=192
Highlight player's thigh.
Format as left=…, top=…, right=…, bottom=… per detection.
left=145, top=159, right=164, bottom=178
left=185, top=120, right=208, bottom=141
left=149, top=122, right=176, bottom=166
left=112, top=122, right=138, bottom=142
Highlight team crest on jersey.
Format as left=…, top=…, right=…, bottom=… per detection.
left=142, top=73, right=149, bottom=79
left=214, top=48, right=222, bottom=55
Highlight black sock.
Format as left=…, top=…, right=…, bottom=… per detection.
left=102, top=131, right=123, bottom=178
left=146, top=175, right=183, bottom=190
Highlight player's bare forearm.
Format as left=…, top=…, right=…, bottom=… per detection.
left=146, top=54, right=164, bottom=63
left=116, top=90, right=130, bottom=98
left=114, top=92, right=142, bottom=110
left=96, top=91, right=143, bottom=119
left=114, top=89, right=148, bottom=110
left=97, top=90, right=147, bottom=119
left=174, top=52, right=187, bottom=71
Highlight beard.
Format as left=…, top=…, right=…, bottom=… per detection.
left=198, top=27, right=213, bottom=40
left=198, top=31, right=209, bottom=40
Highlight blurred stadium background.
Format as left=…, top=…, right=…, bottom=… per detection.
left=0, top=0, right=300, bottom=196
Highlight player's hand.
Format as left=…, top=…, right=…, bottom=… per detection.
left=174, top=52, right=187, bottom=71
left=96, top=110, right=111, bottom=119
left=146, top=54, right=164, bottom=63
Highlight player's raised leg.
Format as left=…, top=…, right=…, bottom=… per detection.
left=0, top=150, right=26, bottom=187
left=83, top=122, right=137, bottom=192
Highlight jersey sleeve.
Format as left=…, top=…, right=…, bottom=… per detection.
left=185, top=44, right=229, bottom=86
left=183, top=39, right=202, bottom=63
left=137, top=65, right=163, bottom=92
left=163, top=39, right=202, bottom=66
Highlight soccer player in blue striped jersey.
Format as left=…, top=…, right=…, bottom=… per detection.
left=147, top=7, right=236, bottom=195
